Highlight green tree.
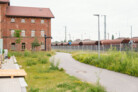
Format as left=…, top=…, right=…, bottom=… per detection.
left=68, top=40, right=72, bottom=42
left=14, top=30, right=22, bottom=51
left=112, top=35, right=114, bottom=40
left=32, top=37, right=40, bottom=51
left=14, top=30, right=21, bottom=43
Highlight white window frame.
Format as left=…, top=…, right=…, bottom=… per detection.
left=21, top=19, right=25, bottom=23
left=31, top=19, right=35, bottom=23
left=41, top=42, right=45, bottom=50
left=31, top=30, right=35, bottom=37
left=22, top=43, right=26, bottom=50
left=41, top=19, right=45, bottom=24
left=21, top=30, right=25, bottom=37
left=11, top=18, right=15, bottom=23
left=11, top=30, right=15, bottom=37
left=41, top=30, right=45, bottom=37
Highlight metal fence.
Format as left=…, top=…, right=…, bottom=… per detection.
left=52, top=44, right=138, bottom=52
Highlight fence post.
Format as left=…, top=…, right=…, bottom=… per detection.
left=120, top=44, right=122, bottom=52
left=103, top=45, right=104, bottom=52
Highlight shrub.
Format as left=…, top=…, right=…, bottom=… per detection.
left=49, top=58, right=60, bottom=70
left=49, top=61, right=59, bottom=70
left=59, top=68, right=64, bottom=71
left=47, top=53, right=51, bottom=57
left=7, top=53, right=11, bottom=58
left=26, top=59, right=37, bottom=66
left=24, top=51, right=31, bottom=57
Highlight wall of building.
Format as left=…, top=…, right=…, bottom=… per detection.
left=0, top=2, right=52, bottom=51
left=0, top=3, right=9, bottom=39
left=3, top=17, right=51, bottom=51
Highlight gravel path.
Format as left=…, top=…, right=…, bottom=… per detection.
left=52, top=52, right=138, bottom=92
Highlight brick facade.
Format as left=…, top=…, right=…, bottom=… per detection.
left=0, top=1, right=54, bottom=51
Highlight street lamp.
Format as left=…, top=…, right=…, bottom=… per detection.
left=93, top=14, right=100, bottom=59
left=45, top=34, right=52, bottom=51
left=102, top=15, right=106, bottom=40
left=131, top=25, right=132, bottom=38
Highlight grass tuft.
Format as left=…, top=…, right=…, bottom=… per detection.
left=26, top=59, right=37, bottom=66
left=38, top=57, right=48, bottom=64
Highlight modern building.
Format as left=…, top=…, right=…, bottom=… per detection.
left=0, top=0, right=54, bottom=51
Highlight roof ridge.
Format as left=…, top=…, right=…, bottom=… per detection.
left=6, top=5, right=54, bottom=18
left=9, top=6, right=50, bottom=9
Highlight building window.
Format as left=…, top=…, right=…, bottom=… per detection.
left=11, top=30, right=15, bottom=37
left=41, top=30, right=44, bottom=37
left=11, top=18, right=15, bottom=23
left=21, top=30, right=25, bottom=37
left=41, top=42, right=44, bottom=50
left=21, top=19, right=25, bottom=23
left=22, top=43, right=25, bottom=50
left=31, top=30, right=35, bottom=37
left=41, top=19, right=44, bottom=24
left=11, top=43, right=16, bottom=51
left=31, top=19, right=35, bottom=23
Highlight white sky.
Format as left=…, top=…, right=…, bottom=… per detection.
left=11, top=0, right=138, bottom=42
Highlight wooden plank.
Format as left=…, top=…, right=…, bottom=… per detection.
left=0, top=69, right=27, bottom=78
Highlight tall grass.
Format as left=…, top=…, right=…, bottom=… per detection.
left=26, top=59, right=37, bottom=66
left=9, top=51, right=106, bottom=92
left=72, top=51, right=138, bottom=77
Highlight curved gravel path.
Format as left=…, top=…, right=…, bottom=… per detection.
left=51, top=52, right=138, bottom=92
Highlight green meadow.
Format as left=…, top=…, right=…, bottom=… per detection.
left=9, top=51, right=106, bottom=92
left=72, top=50, right=138, bottom=77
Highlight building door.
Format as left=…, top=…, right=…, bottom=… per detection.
left=11, top=43, right=16, bottom=51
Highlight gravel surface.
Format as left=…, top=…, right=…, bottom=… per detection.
left=51, top=52, right=138, bottom=92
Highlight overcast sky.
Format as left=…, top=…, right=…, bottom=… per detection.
left=11, top=0, right=138, bottom=42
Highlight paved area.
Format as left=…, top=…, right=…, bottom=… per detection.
left=52, top=52, right=138, bottom=92
left=0, top=56, right=27, bottom=92
left=2, top=58, right=18, bottom=69
left=0, top=79, right=21, bottom=92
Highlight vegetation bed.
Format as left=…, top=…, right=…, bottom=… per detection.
left=72, top=51, right=138, bottom=77
left=9, top=51, right=106, bottom=92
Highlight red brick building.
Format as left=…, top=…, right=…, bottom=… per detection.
left=0, top=0, right=54, bottom=51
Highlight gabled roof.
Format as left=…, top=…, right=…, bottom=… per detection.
left=0, top=0, right=9, bottom=3
left=6, top=6, right=54, bottom=18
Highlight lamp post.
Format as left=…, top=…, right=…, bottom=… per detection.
left=103, top=15, right=106, bottom=40
left=45, top=34, right=52, bottom=51
left=131, top=26, right=132, bottom=38
left=94, top=14, right=100, bottom=59
left=65, top=26, right=67, bottom=42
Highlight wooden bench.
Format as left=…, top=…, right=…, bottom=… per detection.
left=0, top=69, right=27, bottom=78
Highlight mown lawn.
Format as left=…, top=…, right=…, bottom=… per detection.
left=72, top=51, right=138, bottom=77
left=9, top=51, right=106, bottom=92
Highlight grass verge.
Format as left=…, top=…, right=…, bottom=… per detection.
left=9, top=51, right=106, bottom=92
left=72, top=50, right=138, bottom=77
